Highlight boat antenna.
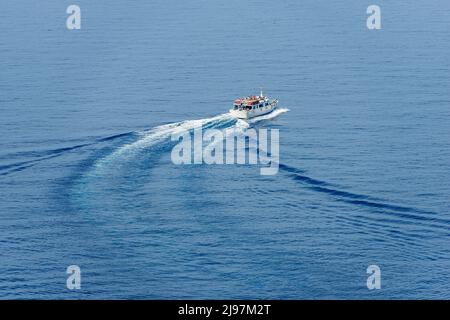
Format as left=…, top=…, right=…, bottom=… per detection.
left=260, top=87, right=263, bottom=97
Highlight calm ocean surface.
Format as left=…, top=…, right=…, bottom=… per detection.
left=1, top=0, right=449, bottom=299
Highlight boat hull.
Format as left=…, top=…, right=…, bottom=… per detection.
left=229, top=102, right=277, bottom=119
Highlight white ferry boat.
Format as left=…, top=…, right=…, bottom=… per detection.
left=229, top=91, right=278, bottom=119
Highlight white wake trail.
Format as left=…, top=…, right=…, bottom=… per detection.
left=247, top=107, right=290, bottom=124
left=202, top=108, right=290, bottom=154
left=91, top=108, right=289, bottom=174
left=92, top=113, right=233, bottom=172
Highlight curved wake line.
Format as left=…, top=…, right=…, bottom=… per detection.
left=0, top=143, right=92, bottom=171
left=58, top=107, right=448, bottom=236
left=0, top=132, right=136, bottom=177
left=279, top=163, right=450, bottom=230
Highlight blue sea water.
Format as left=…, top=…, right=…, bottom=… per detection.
left=1, top=0, right=449, bottom=299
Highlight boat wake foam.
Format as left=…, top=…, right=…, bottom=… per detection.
left=246, top=107, right=290, bottom=124
left=91, top=109, right=290, bottom=174
left=0, top=109, right=289, bottom=178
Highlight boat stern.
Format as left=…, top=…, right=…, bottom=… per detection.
left=229, top=109, right=249, bottom=119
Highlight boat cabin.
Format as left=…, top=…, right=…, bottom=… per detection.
left=233, top=96, right=269, bottom=111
